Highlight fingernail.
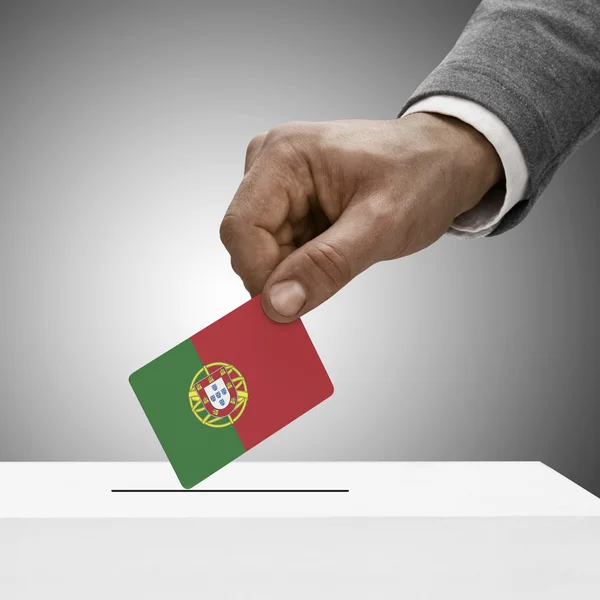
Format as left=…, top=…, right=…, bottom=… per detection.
left=269, top=280, right=307, bottom=317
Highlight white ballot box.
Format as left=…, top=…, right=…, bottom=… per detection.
left=1, top=462, right=599, bottom=599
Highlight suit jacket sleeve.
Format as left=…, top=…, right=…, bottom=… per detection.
left=400, top=0, right=600, bottom=236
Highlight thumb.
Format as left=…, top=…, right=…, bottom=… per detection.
left=262, top=202, right=391, bottom=322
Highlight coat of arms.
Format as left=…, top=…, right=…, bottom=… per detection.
left=189, top=362, right=248, bottom=428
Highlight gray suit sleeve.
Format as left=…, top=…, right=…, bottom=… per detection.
left=400, top=0, right=600, bottom=235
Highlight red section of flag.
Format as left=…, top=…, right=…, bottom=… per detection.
left=190, top=295, right=333, bottom=450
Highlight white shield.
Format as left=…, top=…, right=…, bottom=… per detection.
left=206, top=377, right=231, bottom=410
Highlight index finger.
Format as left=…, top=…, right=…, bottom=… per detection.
left=219, top=166, right=293, bottom=296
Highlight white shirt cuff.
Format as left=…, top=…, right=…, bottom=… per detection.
left=403, top=96, right=529, bottom=238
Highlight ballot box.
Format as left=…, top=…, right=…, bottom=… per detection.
left=1, top=462, right=600, bottom=598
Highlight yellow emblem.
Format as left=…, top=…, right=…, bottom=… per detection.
left=189, top=362, right=248, bottom=428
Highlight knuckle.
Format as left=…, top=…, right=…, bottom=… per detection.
left=367, top=192, right=396, bottom=222
left=369, top=194, right=401, bottom=231
left=219, top=213, right=240, bottom=248
left=369, top=195, right=412, bottom=259
left=264, top=121, right=312, bottom=150
left=245, top=132, right=267, bottom=166
left=302, top=241, right=352, bottom=287
left=254, top=122, right=317, bottom=175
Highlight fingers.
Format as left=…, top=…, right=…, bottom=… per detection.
left=221, top=146, right=308, bottom=295
left=244, top=132, right=267, bottom=174
left=219, top=177, right=287, bottom=295
left=222, top=124, right=320, bottom=296
left=261, top=199, right=394, bottom=322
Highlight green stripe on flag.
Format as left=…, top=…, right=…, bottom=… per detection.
left=129, top=338, right=246, bottom=488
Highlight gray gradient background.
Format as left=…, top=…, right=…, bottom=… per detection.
left=1, top=0, right=599, bottom=495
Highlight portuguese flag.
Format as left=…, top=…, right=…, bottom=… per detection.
left=129, top=296, right=333, bottom=489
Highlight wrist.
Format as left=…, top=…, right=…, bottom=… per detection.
left=402, top=112, right=504, bottom=217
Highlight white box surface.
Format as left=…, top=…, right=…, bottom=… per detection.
left=1, top=461, right=599, bottom=518
left=2, top=462, right=599, bottom=599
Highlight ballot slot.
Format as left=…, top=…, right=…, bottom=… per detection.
left=110, top=488, right=350, bottom=493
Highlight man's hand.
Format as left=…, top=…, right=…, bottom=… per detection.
left=220, top=114, right=502, bottom=322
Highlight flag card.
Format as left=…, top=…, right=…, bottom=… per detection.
left=129, top=295, right=334, bottom=489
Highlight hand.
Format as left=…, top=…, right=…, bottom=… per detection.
left=220, top=114, right=503, bottom=322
